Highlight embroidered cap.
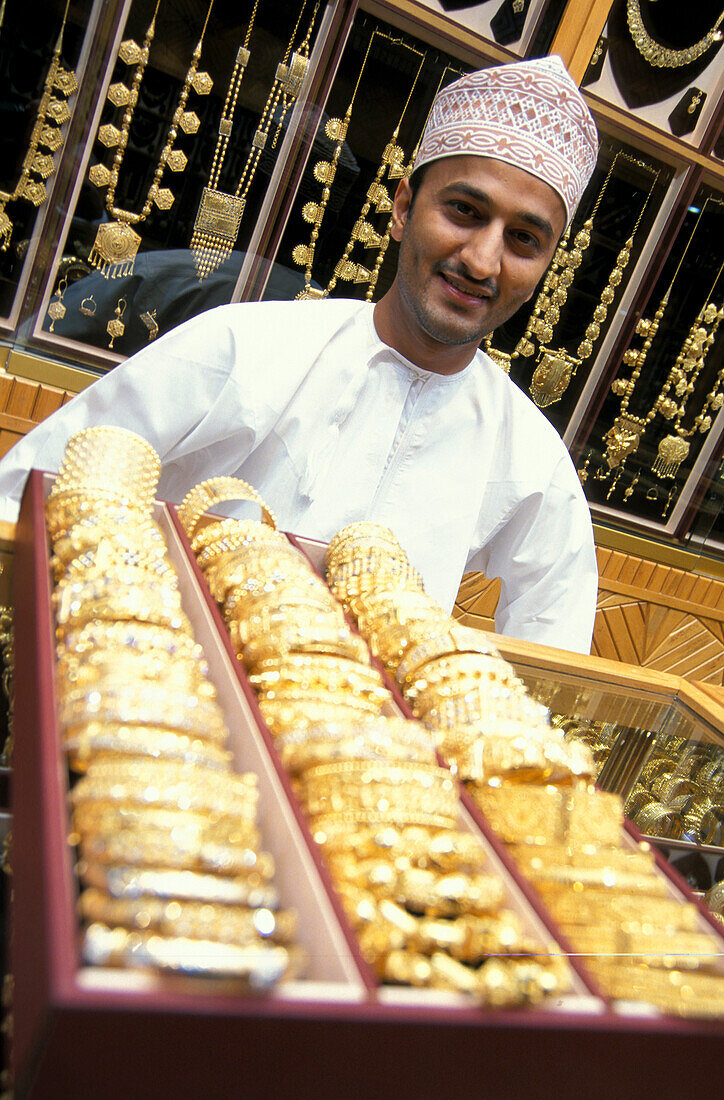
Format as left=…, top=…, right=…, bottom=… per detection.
left=414, top=56, right=598, bottom=224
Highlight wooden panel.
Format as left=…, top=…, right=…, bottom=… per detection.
left=0, top=373, right=76, bottom=451
left=454, top=544, right=724, bottom=686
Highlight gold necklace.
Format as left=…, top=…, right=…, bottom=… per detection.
left=651, top=263, right=724, bottom=479
left=600, top=200, right=717, bottom=490
left=88, top=0, right=215, bottom=278
left=486, top=153, right=659, bottom=407
left=292, top=29, right=385, bottom=299
left=296, top=36, right=426, bottom=302
left=627, top=0, right=724, bottom=69
left=0, top=0, right=77, bottom=251
left=191, top=0, right=321, bottom=281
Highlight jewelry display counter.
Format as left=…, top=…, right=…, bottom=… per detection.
left=490, top=632, right=724, bottom=911
left=12, top=466, right=724, bottom=1097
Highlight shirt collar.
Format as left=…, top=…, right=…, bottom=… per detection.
left=353, top=303, right=476, bottom=385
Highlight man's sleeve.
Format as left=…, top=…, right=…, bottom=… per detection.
left=0, top=306, right=246, bottom=522
left=466, top=457, right=598, bottom=655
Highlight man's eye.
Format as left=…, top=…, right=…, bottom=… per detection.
left=450, top=201, right=476, bottom=217
left=511, top=230, right=540, bottom=250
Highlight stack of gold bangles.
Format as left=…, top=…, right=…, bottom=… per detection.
left=183, top=500, right=569, bottom=1005
left=48, top=429, right=302, bottom=987
left=328, top=524, right=724, bottom=1018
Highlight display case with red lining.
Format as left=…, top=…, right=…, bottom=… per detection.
left=11, top=469, right=724, bottom=1099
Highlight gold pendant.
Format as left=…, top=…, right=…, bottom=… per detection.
left=604, top=414, right=646, bottom=470
left=484, top=343, right=512, bottom=373
left=651, top=435, right=690, bottom=479
left=0, top=202, right=12, bottom=251
left=47, top=277, right=67, bottom=332
left=89, top=220, right=142, bottom=278
left=352, top=220, right=382, bottom=248
left=529, top=348, right=580, bottom=407
left=295, top=286, right=325, bottom=300
left=333, top=260, right=371, bottom=283
left=106, top=297, right=127, bottom=349
left=276, top=52, right=308, bottom=98
left=191, top=187, right=246, bottom=280
left=367, top=182, right=392, bottom=214
left=140, top=308, right=159, bottom=341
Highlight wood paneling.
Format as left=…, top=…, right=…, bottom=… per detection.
left=454, top=546, right=724, bottom=686
left=0, top=374, right=74, bottom=459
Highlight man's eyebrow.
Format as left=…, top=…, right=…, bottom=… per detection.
left=440, top=181, right=556, bottom=242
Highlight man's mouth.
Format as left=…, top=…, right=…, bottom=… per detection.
left=438, top=271, right=496, bottom=306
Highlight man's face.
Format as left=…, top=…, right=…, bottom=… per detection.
left=390, top=156, right=566, bottom=350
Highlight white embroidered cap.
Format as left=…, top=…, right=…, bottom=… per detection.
left=414, top=56, right=598, bottom=224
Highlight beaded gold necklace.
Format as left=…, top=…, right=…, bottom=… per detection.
left=88, top=0, right=215, bottom=279
left=0, top=0, right=77, bottom=252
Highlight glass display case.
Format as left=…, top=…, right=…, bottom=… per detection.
left=494, top=633, right=724, bottom=900
left=0, top=0, right=723, bottom=551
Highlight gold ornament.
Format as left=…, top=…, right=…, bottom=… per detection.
left=106, top=298, right=127, bottom=350
left=627, top=0, right=724, bottom=69
left=191, top=0, right=320, bottom=281
left=89, top=0, right=213, bottom=279
left=295, top=31, right=427, bottom=303
left=651, top=435, right=690, bottom=479
left=0, top=0, right=77, bottom=251
left=47, top=277, right=67, bottom=332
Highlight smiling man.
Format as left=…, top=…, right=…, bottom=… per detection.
left=0, top=56, right=600, bottom=652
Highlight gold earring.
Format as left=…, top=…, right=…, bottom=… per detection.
left=106, top=297, right=127, bottom=349
left=80, top=294, right=97, bottom=316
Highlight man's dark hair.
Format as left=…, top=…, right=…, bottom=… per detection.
left=407, top=162, right=430, bottom=214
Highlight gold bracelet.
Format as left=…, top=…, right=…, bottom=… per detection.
left=72, top=757, right=257, bottom=815
left=539, top=885, right=700, bottom=933
left=311, top=808, right=460, bottom=836
left=191, top=518, right=287, bottom=554
left=468, top=783, right=622, bottom=847
left=178, top=477, right=277, bottom=539
left=59, top=620, right=200, bottom=661
left=396, top=627, right=502, bottom=685
left=82, top=922, right=302, bottom=985
left=80, top=861, right=281, bottom=909
left=634, top=800, right=684, bottom=839
left=78, top=887, right=297, bottom=946
left=60, top=685, right=228, bottom=743
left=63, top=722, right=232, bottom=773
left=73, top=803, right=259, bottom=845
left=78, top=827, right=272, bottom=879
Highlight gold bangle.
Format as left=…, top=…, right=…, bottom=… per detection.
left=78, top=827, right=272, bottom=879
left=62, top=721, right=232, bottom=773
left=326, top=522, right=401, bottom=558
left=634, top=800, right=684, bottom=839
left=468, top=783, right=622, bottom=848
left=60, top=685, right=228, bottom=743
left=59, top=621, right=201, bottom=660
left=178, top=477, right=277, bottom=539
left=540, top=885, right=700, bottom=932
left=81, top=862, right=281, bottom=909
left=79, top=887, right=298, bottom=945
left=72, top=757, right=257, bottom=815
left=191, top=518, right=287, bottom=554
left=82, top=922, right=302, bottom=985
left=73, top=803, right=259, bottom=843
left=311, top=808, right=460, bottom=836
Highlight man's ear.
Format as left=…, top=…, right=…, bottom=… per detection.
left=391, top=178, right=413, bottom=243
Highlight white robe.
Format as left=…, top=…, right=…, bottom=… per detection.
left=0, top=297, right=597, bottom=651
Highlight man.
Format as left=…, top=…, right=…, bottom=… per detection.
left=0, top=56, right=599, bottom=652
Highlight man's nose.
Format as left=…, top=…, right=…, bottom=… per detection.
left=458, top=223, right=504, bottom=281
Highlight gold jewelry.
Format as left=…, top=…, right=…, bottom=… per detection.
left=47, top=277, right=67, bottom=332
left=191, top=0, right=320, bottom=280
left=81, top=862, right=280, bottom=909
left=64, top=725, right=231, bottom=775
left=79, top=294, right=97, bottom=317
left=88, top=0, right=214, bottom=278
left=602, top=198, right=722, bottom=479
left=85, top=921, right=304, bottom=985
left=302, top=41, right=425, bottom=301
left=140, top=308, right=159, bottom=341
left=488, top=153, right=659, bottom=407
left=0, top=0, right=77, bottom=251
left=293, top=31, right=423, bottom=300
left=627, top=0, right=724, bottom=69
left=178, top=476, right=277, bottom=538
left=105, top=296, right=126, bottom=349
